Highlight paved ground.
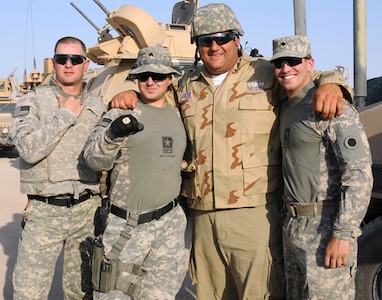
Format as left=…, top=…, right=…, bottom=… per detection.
left=0, top=148, right=196, bottom=300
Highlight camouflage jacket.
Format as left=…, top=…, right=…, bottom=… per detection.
left=280, top=82, right=372, bottom=239
left=178, top=52, right=285, bottom=210
left=10, top=79, right=104, bottom=197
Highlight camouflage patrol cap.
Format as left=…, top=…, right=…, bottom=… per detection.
left=271, top=35, right=311, bottom=61
left=129, top=46, right=181, bottom=76
left=191, top=3, right=244, bottom=43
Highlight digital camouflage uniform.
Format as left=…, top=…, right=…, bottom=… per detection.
left=280, top=83, right=372, bottom=300
left=83, top=46, right=188, bottom=299
left=274, top=36, right=373, bottom=299
left=10, top=78, right=104, bottom=299
left=177, top=4, right=351, bottom=300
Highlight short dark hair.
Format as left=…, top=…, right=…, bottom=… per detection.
left=54, top=36, right=86, bottom=54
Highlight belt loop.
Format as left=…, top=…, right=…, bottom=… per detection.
left=154, top=209, right=162, bottom=220
left=313, top=202, right=318, bottom=216
left=291, top=204, right=297, bottom=217
left=286, top=203, right=297, bottom=217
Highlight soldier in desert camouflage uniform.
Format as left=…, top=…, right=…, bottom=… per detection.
left=10, top=36, right=104, bottom=299
left=176, top=4, right=356, bottom=300
left=83, top=46, right=187, bottom=299
left=271, top=35, right=372, bottom=299
left=110, top=4, right=352, bottom=299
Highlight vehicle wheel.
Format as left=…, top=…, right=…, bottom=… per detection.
left=356, top=216, right=382, bottom=299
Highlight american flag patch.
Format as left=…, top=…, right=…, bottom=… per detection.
left=180, top=91, right=192, bottom=103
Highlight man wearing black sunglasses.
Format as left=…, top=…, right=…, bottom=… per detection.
left=83, top=46, right=187, bottom=299
left=110, top=3, right=353, bottom=300
left=176, top=4, right=354, bottom=300
left=53, top=54, right=87, bottom=66
left=272, top=35, right=372, bottom=300
left=10, top=36, right=105, bottom=300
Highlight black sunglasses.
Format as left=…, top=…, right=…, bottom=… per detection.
left=197, top=32, right=236, bottom=47
left=272, top=57, right=304, bottom=69
left=135, top=73, right=169, bottom=83
left=54, top=54, right=86, bottom=66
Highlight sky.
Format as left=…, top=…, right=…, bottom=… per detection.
left=1, top=0, right=381, bottom=89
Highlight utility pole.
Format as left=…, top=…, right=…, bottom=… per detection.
left=293, top=0, right=307, bottom=36
left=354, top=0, right=367, bottom=109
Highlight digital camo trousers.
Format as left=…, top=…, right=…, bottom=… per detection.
left=94, top=204, right=188, bottom=300
left=13, top=196, right=101, bottom=300
left=283, top=214, right=357, bottom=300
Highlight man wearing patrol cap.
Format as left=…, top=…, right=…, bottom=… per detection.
left=272, top=35, right=372, bottom=299
left=110, top=3, right=354, bottom=299
left=83, top=46, right=187, bottom=299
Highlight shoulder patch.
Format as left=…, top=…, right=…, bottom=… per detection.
left=335, top=123, right=368, bottom=162
left=344, top=136, right=358, bottom=149
left=13, top=106, right=30, bottom=117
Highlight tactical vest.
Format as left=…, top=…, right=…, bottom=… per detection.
left=18, top=85, right=104, bottom=194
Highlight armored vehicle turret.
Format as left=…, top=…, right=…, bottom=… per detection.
left=71, top=0, right=198, bottom=107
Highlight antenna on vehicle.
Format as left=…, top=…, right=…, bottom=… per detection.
left=70, top=1, right=113, bottom=42
left=70, top=2, right=100, bottom=32
left=94, top=0, right=110, bottom=16
left=23, top=0, right=37, bottom=79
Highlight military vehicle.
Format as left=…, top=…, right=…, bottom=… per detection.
left=0, top=76, right=19, bottom=148
left=72, top=0, right=382, bottom=298
left=355, top=82, right=382, bottom=300
left=0, top=61, right=51, bottom=149
left=71, top=0, right=198, bottom=107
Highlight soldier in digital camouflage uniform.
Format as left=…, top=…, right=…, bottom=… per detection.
left=271, top=35, right=373, bottom=299
left=83, top=46, right=187, bottom=299
left=110, top=4, right=353, bottom=299
left=10, top=36, right=104, bottom=300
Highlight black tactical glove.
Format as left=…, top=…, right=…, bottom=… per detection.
left=110, top=115, right=144, bottom=138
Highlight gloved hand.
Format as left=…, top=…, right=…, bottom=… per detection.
left=110, top=115, right=144, bottom=138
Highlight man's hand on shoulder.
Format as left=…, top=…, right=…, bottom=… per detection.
left=313, top=84, right=344, bottom=119
left=110, top=91, right=139, bottom=110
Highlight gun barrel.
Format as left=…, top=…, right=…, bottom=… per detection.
left=93, top=0, right=110, bottom=16
left=70, top=2, right=100, bottom=31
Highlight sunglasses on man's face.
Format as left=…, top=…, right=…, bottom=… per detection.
left=272, top=57, right=304, bottom=69
left=54, top=54, right=86, bottom=66
left=135, top=73, right=169, bottom=83
left=197, top=32, right=236, bottom=47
